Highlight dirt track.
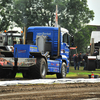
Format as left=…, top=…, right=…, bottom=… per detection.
left=0, top=81, right=100, bottom=100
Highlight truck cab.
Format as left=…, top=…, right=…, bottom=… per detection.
left=0, top=30, right=23, bottom=51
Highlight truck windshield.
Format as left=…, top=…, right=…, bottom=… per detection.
left=12, top=36, right=23, bottom=45
left=3, top=36, right=23, bottom=46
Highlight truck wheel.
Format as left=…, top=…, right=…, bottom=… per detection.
left=56, top=62, right=67, bottom=78
left=31, top=58, right=47, bottom=79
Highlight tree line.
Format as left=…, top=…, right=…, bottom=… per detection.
left=0, top=0, right=96, bottom=53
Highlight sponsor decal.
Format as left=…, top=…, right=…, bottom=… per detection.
left=56, top=63, right=59, bottom=66
left=53, top=69, right=58, bottom=72
left=30, top=47, right=37, bottom=49
left=18, top=50, right=26, bottom=53
left=51, top=63, right=54, bottom=65
left=30, top=47, right=33, bottom=48
left=37, top=32, right=51, bottom=36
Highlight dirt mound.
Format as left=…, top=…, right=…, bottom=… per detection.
left=0, top=82, right=100, bottom=100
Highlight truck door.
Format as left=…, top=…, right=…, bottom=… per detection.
left=62, top=33, right=70, bottom=58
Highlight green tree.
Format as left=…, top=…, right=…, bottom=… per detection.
left=59, top=0, right=94, bottom=35
left=0, top=0, right=13, bottom=31
left=75, top=25, right=96, bottom=53
left=13, top=0, right=56, bottom=28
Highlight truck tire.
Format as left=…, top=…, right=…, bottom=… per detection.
left=31, top=58, right=47, bottom=79
left=56, top=62, right=67, bottom=78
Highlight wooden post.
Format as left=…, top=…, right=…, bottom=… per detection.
left=23, top=27, right=26, bottom=44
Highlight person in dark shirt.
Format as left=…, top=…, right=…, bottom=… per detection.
left=83, top=53, right=88, bottom=70
left=77, top=52, right=82, bottom=70
left=73, top=53, right=78, bottom=70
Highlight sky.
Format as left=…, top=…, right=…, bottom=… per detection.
left=87, top=0, right=100, bottom=25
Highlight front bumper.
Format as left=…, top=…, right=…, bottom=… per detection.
left=0, top=57, right=36, bottom=70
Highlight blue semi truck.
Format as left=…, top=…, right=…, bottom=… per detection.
left=0, top=26, right=72, bottom=79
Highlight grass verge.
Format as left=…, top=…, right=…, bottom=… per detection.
left=15, top=66, right=100, bottom=78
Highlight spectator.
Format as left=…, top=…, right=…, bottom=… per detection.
left=73, top=53, right=78, bottom=70
left=77, top=52, right=82, bottom=70
left=83, top=52, right=88, bottom=70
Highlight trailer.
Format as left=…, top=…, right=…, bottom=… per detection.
left=0, top=26, right=72, bottom=79
left=87, top=31, right=100, bottom=70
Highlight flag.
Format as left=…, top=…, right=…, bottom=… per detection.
left=55, top=5, right=58, bottom=27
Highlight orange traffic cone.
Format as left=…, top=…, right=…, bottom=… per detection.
left=91, top=72, right=94, bottom=79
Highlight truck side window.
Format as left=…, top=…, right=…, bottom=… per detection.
left=63, top=33, right=68, bottom=43
left=26, top=32, right=33, bottom=44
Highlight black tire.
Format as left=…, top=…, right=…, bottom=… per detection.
left=56, top=62, right=67, bottom=78
left=31, top=58, right=47, bottom=79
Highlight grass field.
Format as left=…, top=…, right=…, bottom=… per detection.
left=15, top=66, right=100, bottom=78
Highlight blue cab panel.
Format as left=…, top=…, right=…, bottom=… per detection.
left=14, top=44, right=39, bottom=58
left=47, top=59, right=69, bottom=73
left=47, top=60, right=60, bottom=73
